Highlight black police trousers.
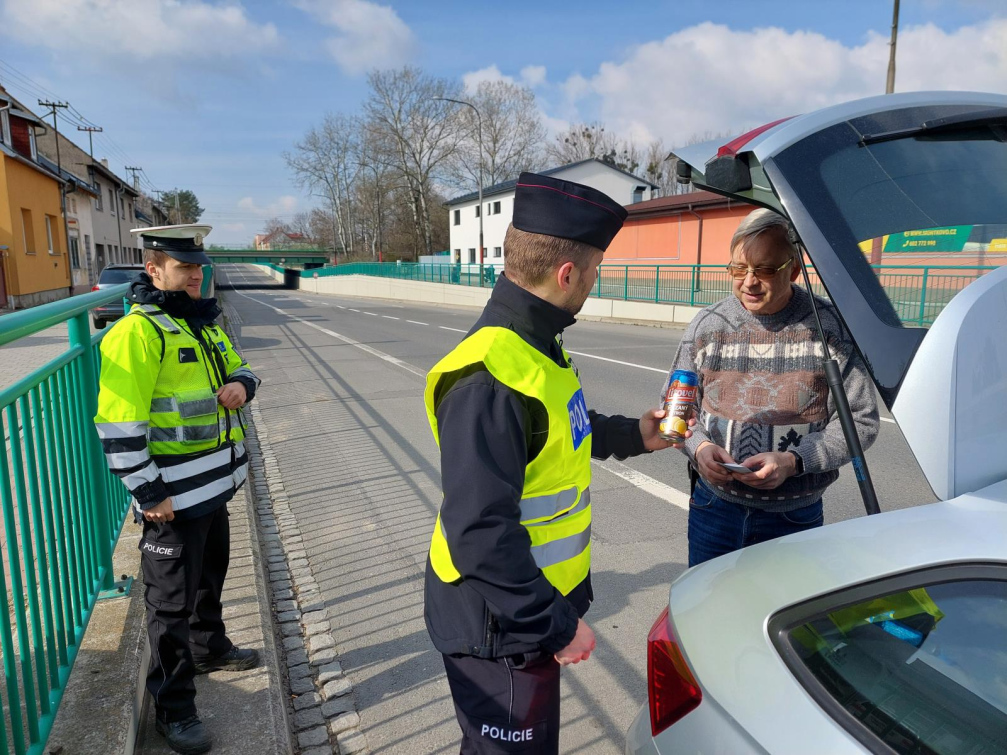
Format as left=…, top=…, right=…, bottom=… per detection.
left=442, top=652, right=561, bottom=754
left=140, top=505, right=232, bottom=722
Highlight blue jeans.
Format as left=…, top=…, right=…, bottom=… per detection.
left=688, top=479, right=824, bottom=567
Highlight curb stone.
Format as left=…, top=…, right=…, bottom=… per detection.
left=222, top=299, right=369, bottom=755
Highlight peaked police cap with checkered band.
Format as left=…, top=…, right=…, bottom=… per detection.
left=512, top=172, right=628, bottom=252
left=130, top=224, right=213, bottom=265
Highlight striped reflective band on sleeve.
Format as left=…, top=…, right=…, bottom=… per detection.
left=159, top=442, right=245, bottom=483
left=96, top=420, right=150, bottom=467
left=137, top=304, right=180, bottom=333
left=148, top=423, right=220, bottom=444
left=529, top=524, right=592, bottom=570
left=96, top=420, right=148, bottom=439
left=519, top=486, right=588, bottom=523
left=150, top=396, right=219, bottom=418
left=122, top=461, right=160, bottom=489
left=228, top=367, right=259, bottom=386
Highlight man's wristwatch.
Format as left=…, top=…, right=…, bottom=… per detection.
left=788, top=450, right=804, bottom=476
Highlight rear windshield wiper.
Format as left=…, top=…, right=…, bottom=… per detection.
left=860, top=107, right=1007, bottom=146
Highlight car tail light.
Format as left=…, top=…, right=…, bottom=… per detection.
left=648, top=606, right=702, bottom=736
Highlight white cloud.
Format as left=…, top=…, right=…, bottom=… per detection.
left=0, top=0, right=280, bottom=64
left=556, top=19, right=1007, bottom=146
left=293, top=0, right=415, bottom=75
left=462, top=65, right=514, bottom=93
left=520, top=65, right=547, bottom=88
left=237, top=195, right=299, bottom=217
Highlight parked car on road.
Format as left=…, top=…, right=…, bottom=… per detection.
left=626, top=91, right=1007, bottom=755
left=91, top=264, right=145, bottom=329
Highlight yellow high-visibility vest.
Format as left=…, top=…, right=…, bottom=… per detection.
left=425, top=327, right=593, bottom=595
left=96, top=304, right=248, bottom=456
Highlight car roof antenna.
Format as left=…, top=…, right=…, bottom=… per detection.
left=789, top=226, right=881, bottom=516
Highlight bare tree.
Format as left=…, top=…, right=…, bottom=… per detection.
left=644, top=139, right=681, bottom=197
left=545, top=122, right=618, bottom=165
left=284, top=113, right=362, bottom=258
left=365, top=67, right=466, bottom=259
left=449, top=80, right=546, bottom=192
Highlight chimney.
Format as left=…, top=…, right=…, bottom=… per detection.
left=100, top=158, right=109, bottom=169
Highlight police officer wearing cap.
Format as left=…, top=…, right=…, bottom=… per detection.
left=424, top=173, right=690, bottom=753
left=95, top=225, right=260, bottom=754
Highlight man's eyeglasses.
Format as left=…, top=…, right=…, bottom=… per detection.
left=725, top=259, right=794, bottom=280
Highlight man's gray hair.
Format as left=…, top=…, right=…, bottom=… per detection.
left=730, top=208, right=800, bottom=261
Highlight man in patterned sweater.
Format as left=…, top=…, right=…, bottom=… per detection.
left=670, top=209, right=879, bottom=566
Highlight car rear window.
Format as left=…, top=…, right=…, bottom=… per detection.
left=783, top=578, right=1007, bottom=755
left=99, top=267, right=143, bottom=284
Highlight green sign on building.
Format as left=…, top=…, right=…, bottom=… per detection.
left=884, top=225, right=972, bottom=253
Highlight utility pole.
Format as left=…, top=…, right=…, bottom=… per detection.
left=76, top=125, right=102, bottom=283
left=886, top=0, right=900, bottom=94
left=39, top=100, right=73, bottom=285
left=125, top=165, right=142, bottom=192
left=77, top=125, right=103, bottom=166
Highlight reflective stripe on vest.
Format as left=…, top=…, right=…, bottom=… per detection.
left=425, top=326, right=593, bottom=596
left=150, top=395, right=219, bottom=419
left=149, top=422, right=220, bottom=444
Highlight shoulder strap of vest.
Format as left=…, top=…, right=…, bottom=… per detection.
left=133, top=304, right=181, bottom=334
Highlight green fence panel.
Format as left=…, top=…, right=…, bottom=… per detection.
left=0, top=284, right=135, bottom=754
left=268, top=260, right=996, bottom=327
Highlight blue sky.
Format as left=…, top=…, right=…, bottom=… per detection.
left=1, top=0, right=1004, bottom=245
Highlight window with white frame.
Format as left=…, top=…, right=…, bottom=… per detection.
left=493, top=201, right=501, bottom=215
left=45, top=215, right=55, bottom=254
left=109, top=189, right=115, bottom=216
left=70, top=236, right=80, bottom=268
left=95, top=182, right=103, bottom=211
left=474, top=205, right=480, bottom=218
left=453, top=209, right=460, bottom=226
left=493, top=247, right=502, bottom=258
left=468, top=248, right=476, bottom=263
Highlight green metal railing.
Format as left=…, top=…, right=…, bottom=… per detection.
left=0, top=286, right=133, bottom=755
left=293, top=261, right=997, bottom=327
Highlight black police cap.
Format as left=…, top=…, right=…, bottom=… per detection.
left=512, top=172, right=628, bottom=252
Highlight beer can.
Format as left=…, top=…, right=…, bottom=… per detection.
left=659, top=369, right=699, bottom=442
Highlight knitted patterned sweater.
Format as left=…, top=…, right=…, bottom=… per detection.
left=670, top=286, right=879, bottom=512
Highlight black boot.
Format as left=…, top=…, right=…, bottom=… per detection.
left=192, top=645, right=260, bottom=674
left=155, top=714, right=212, bottom=754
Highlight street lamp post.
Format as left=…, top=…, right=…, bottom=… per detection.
left=436, top=97, right=485, bottom=284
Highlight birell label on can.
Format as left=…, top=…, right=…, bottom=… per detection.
left=659, top=369, right=699, bottom=443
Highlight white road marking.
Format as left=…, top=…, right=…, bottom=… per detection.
left=595, top=459, right=691, bottom=510
left=229, top=291, right=427, bottom=378
left=439, top=326, right=467, bottom=333
left=348, top=309, right=360, bottom=313
left=406, top=320, right=428, bottom=326
left=880, top=417, right=895, bottom=424
left=336, top=305, right=345, bottom=309
left=364, top=312, right=379, bottom=316
left=566, top=350, right=667, bottom=374
left=382, top=316, right=400, bottom=320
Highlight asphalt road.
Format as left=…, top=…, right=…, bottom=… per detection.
left=217, top=264, right=937, bottom=754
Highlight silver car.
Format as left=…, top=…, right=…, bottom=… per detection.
left=627, top=91, right=1007, bottom=755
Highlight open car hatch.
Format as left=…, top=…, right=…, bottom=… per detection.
left=670, top=91, right=1007, bottom=502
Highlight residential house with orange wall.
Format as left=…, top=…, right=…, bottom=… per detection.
left=0, top=86, right=71, bottom=309
left=606, top=190, right=752, bottom=266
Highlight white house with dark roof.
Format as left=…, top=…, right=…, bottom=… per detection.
left=445, top=158, right=659, bottom=264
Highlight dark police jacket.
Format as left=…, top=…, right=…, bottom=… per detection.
left=425, top=274, right=649, bottom=659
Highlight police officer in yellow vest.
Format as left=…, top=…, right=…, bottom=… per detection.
left=95, top=225, right=259, bottom=755
left=426, top=174, right=690, bottom=754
